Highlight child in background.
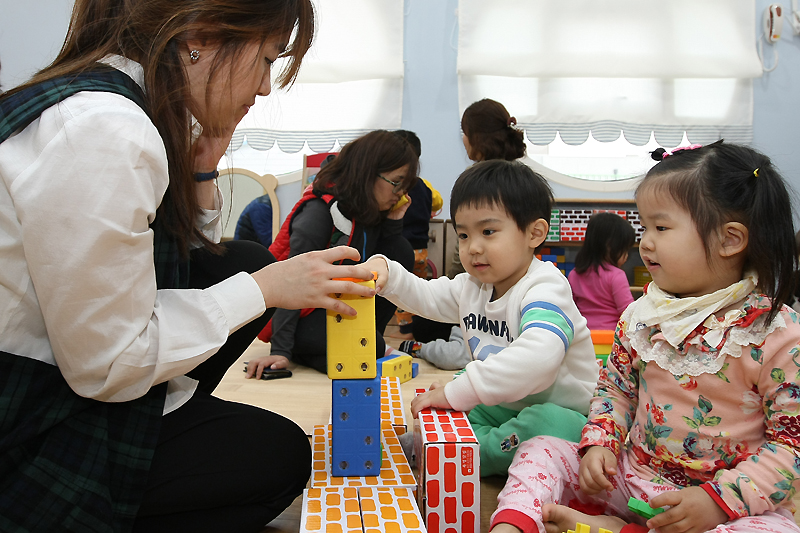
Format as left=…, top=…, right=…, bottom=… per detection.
left=568, top=212, right=636, bottom=330
left=391, top=130, right=444, bottom=339
left=400, top=99, right=528, bottom=369
left=246, top=130, right=416, bottom=377
left=491, top=141, right=800, bottom=533
left=365, top=160, right=598, bottom=477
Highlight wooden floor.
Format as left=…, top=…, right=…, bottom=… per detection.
left=213, top=329, right=800, bottom=532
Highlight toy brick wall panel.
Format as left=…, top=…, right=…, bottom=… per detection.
left=627, top=210, right=644, bottom=242
left=591, top=209, right=627, bottom=219
left=311, top=424, right=417, bottom=490
left=413, top=390, right=479, bottom=533
left=381, top=376, right=408, bottom=435
left=301, top=487, right=426, bottom=533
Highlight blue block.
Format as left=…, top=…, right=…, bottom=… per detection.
left=331, top=366, right=382, bottom=476
left=549, top=247, right=565, bottom=255
left=541, top=254, right=557, bottom=262
left=412, top=362, right=419, bottom=378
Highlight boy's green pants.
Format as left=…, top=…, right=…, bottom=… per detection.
left=468, top=402, right=587, bottom=477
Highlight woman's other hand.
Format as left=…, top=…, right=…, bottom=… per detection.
left=252, top=246, right=376, bottom=315
left=245, top=355, right=290, bottom=378
left=387, top=194, right=411, bottom=220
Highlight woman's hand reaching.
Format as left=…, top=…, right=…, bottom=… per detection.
left=252, top=246, right=376, bottom=315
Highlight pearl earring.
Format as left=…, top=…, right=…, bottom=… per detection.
left=189, top=50, right=200, bottom=64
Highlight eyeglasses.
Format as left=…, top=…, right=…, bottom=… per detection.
left=378, top=174, right=407, bottom=194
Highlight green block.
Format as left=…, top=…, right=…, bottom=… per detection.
left=628, top=497, right=664, bottom=520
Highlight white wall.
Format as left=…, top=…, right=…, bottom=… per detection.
left=3, top=0, right=799, bottom=222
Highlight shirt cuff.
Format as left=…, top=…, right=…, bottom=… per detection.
left=701, top=483, right=737, bottom=521
left=620, top=525, right=649, bottom=533
left=205, top=271, right=266, bottom=334
left=444, top=369, right=482, bottom=412
left=491, top=509, right=539, bottom=533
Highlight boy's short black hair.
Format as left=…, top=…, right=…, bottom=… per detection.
left=450, top=160, right=553, bottom=231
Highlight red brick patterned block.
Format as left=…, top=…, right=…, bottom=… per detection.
left=413, top=389, right=479, bottom=533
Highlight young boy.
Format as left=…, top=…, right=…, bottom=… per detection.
left=365, top=160, right=599, bottom=476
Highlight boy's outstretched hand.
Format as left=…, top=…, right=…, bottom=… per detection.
left=410, top=381, right=452, bottom=418
left=578, top=445, right=617, bottom=495
left=362, top=256, right=390, bottom=293
left=645, top=486, right=727, bottom=533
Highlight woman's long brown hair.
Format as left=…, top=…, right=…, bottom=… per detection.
left=6, top=0, right=314, bottom=255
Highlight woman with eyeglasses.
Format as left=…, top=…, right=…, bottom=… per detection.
left=246, top=130, right=418, bottom=377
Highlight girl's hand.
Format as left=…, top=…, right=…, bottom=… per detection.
left=646, top=486, right=727, bottom=533
left=252, top=246, right=375, bottom=315
left=578, top=446, right=617, bottom=495
left=362, top=256, right=389, bottom=292
left=245, top=355, right=290, bottom=378
left=387, top=194, right=411, bottom=220
left=410, top=381, right=452, bottom=418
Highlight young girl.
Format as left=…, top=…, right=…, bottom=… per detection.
left=246, top=130, right=417, bottom=376
left=569, top=212, right=636, bottom=330
left=491, top=141, right=800, bottom=533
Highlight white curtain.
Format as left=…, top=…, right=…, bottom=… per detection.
left=458, top=0, right=763, bottom=146
left=231, top=0, right=405, bottom=154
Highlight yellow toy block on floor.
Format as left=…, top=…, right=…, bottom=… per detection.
left=380, top=353, right=413, bottom=383
left=327, top=277, right=377, bottom=379
left=567, top=524, right=612, bottom=533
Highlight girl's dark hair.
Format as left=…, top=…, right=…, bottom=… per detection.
left=450, top=160, right=553, bottom=232
left=3, top=0, right=314, bottom=256
left=638, top=141, right=798, bottom=324
left=313, top=130, right=419, bottom=226
left=461, top=98, right=526, bottom=162
left=574, top=213, right=635, bottom=274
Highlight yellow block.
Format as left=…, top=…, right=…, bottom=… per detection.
left=593, top=343, right=612, bottom=356
left=327, top=278, right=377, bottom=379
left=380, top=354, right=413, bottom=383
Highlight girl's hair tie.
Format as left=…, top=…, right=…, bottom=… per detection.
left=753, top=168, right=759, bottom=178
left=652, top=143, right=703, bottom=161
left=508, top=116, right=517, bottom=127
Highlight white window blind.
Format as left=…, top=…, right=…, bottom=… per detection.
left=230, top=0, right=404, bottom=155
left=458, top=0, right=763, bottom=147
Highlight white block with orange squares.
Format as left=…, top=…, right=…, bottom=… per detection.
left=413, top=390, right=480, bottom=533
left=300, top=486, right=425, bottom=533
left=300, top=487, right=363, bottom=533
left=358, top=487, right=426, bottom=533
left=310, top=424, right=417, bottom=490
left=381, top=376, right=408, bottom=435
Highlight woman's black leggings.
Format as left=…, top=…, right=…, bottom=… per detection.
left=133, top=240, right=310, bottom=533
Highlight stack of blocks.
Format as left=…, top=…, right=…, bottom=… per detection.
left=590, top=330, right=615, bottom=367
left=302, top=277, right=426, bottom=532
left=413, top=389, right=480, bottom=533
left=536, top=246, right=573, bottom=278
left=327, top=278, right=383, bottom=477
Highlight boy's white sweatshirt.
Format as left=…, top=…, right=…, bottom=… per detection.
left=377, top=256, right=599, bottom=414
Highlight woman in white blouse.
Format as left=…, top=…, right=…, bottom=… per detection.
left=0, top=1, right=374, bottom=531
